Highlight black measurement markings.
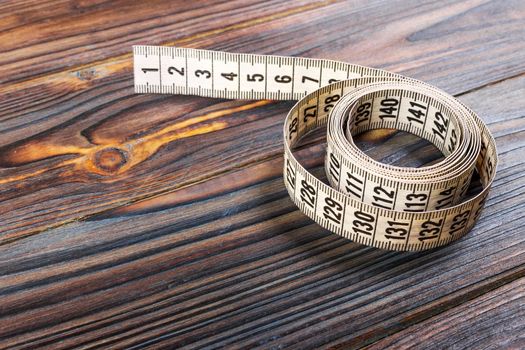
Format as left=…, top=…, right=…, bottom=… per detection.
left=288, top=111, right=299, bottom=141
left=418, top=216, right=444, bottom=242
left=328, top=152, right=341, bottom=187
left=449, top=209, right=471, bottom=236
left=371, top=180, right=397, bottom=210
left=286, top=158, right=296, bottom=192
left=378, top=94, right=401, bottom=121
left=323, top=194, right=344, bottom=226
left=435, top=186, right=456, bottom=210
left=404, top=191, right=429, bottom=212
left=141, top=68, right=158, bottom=73
left=323, top=93, right=341, bottom=113
left=351, top=209, right=376, bottom=237
left=345, top=172, right=364, bottom=199
left=432, top=111, right=450, bottom=141
left=354, top=100, right=372, bottom=126
left=300, top=177, right=316, bottom=209
left=384, top=218, right=410, bottom=241
left=447, top=127, right=458, bottom=154
left=407, top=100, right=427, bottom=125
left=185, top=53, right=188, bottom=88
left=303, top=104, right=317, bottom=123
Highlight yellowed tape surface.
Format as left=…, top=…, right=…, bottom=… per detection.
left=133, top=45, right=497, bottom=251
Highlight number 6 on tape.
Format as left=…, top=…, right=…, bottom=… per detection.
left=133, top=45, right=497, bottom=252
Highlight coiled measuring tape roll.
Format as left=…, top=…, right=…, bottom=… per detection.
left=133, top=45, right=497, bottom=251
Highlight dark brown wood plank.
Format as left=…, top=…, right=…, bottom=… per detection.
left=363, top=277, right=525, bottom=349
left=1, top=0, right=524, bottom=241
left=0, top=72, right=523, bottom=348
left=0, top=0, right=329, bottom=84
left=1, top=1, right=525, bottom=349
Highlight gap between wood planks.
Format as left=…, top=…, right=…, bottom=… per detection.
left=0, top=0, right=338, bottom=88
left=1, top=0, right=523, bottom=243
left=2, top=71, right=522, bottom=246
left=330, top=264, right=525, bottom=349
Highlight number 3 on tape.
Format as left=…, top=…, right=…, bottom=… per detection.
left=133, top=45, right=497, bottom=252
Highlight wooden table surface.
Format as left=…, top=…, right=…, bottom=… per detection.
left=1, top=0, right=524, bottom=349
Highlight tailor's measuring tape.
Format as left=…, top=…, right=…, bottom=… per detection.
left=133, top=45, right=497, bottom=251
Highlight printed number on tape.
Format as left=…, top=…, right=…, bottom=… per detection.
left=133, top=45, right=497, bottom=252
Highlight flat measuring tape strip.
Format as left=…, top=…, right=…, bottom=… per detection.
left=133, top=45, right=497, bottom=251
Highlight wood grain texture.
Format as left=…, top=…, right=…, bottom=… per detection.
left=0, top=0, right=524, bottom=349
left=364, top=278, right=525, bottom=349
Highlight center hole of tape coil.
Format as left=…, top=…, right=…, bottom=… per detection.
left=352, top=129, right=444, bottom=168
left=344, top=91, right=460, bottom=169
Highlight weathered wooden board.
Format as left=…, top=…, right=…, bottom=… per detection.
left=365, top=278, right=525, bottom=349
left=1, top=0, right=524, bottom=239
left=0, top=0, right=524, bottom=348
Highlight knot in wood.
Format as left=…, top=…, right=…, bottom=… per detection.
left=93, top=147, right=128, bottom=173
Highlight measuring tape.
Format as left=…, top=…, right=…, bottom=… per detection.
left=133, top=45, right=497, bottom=251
